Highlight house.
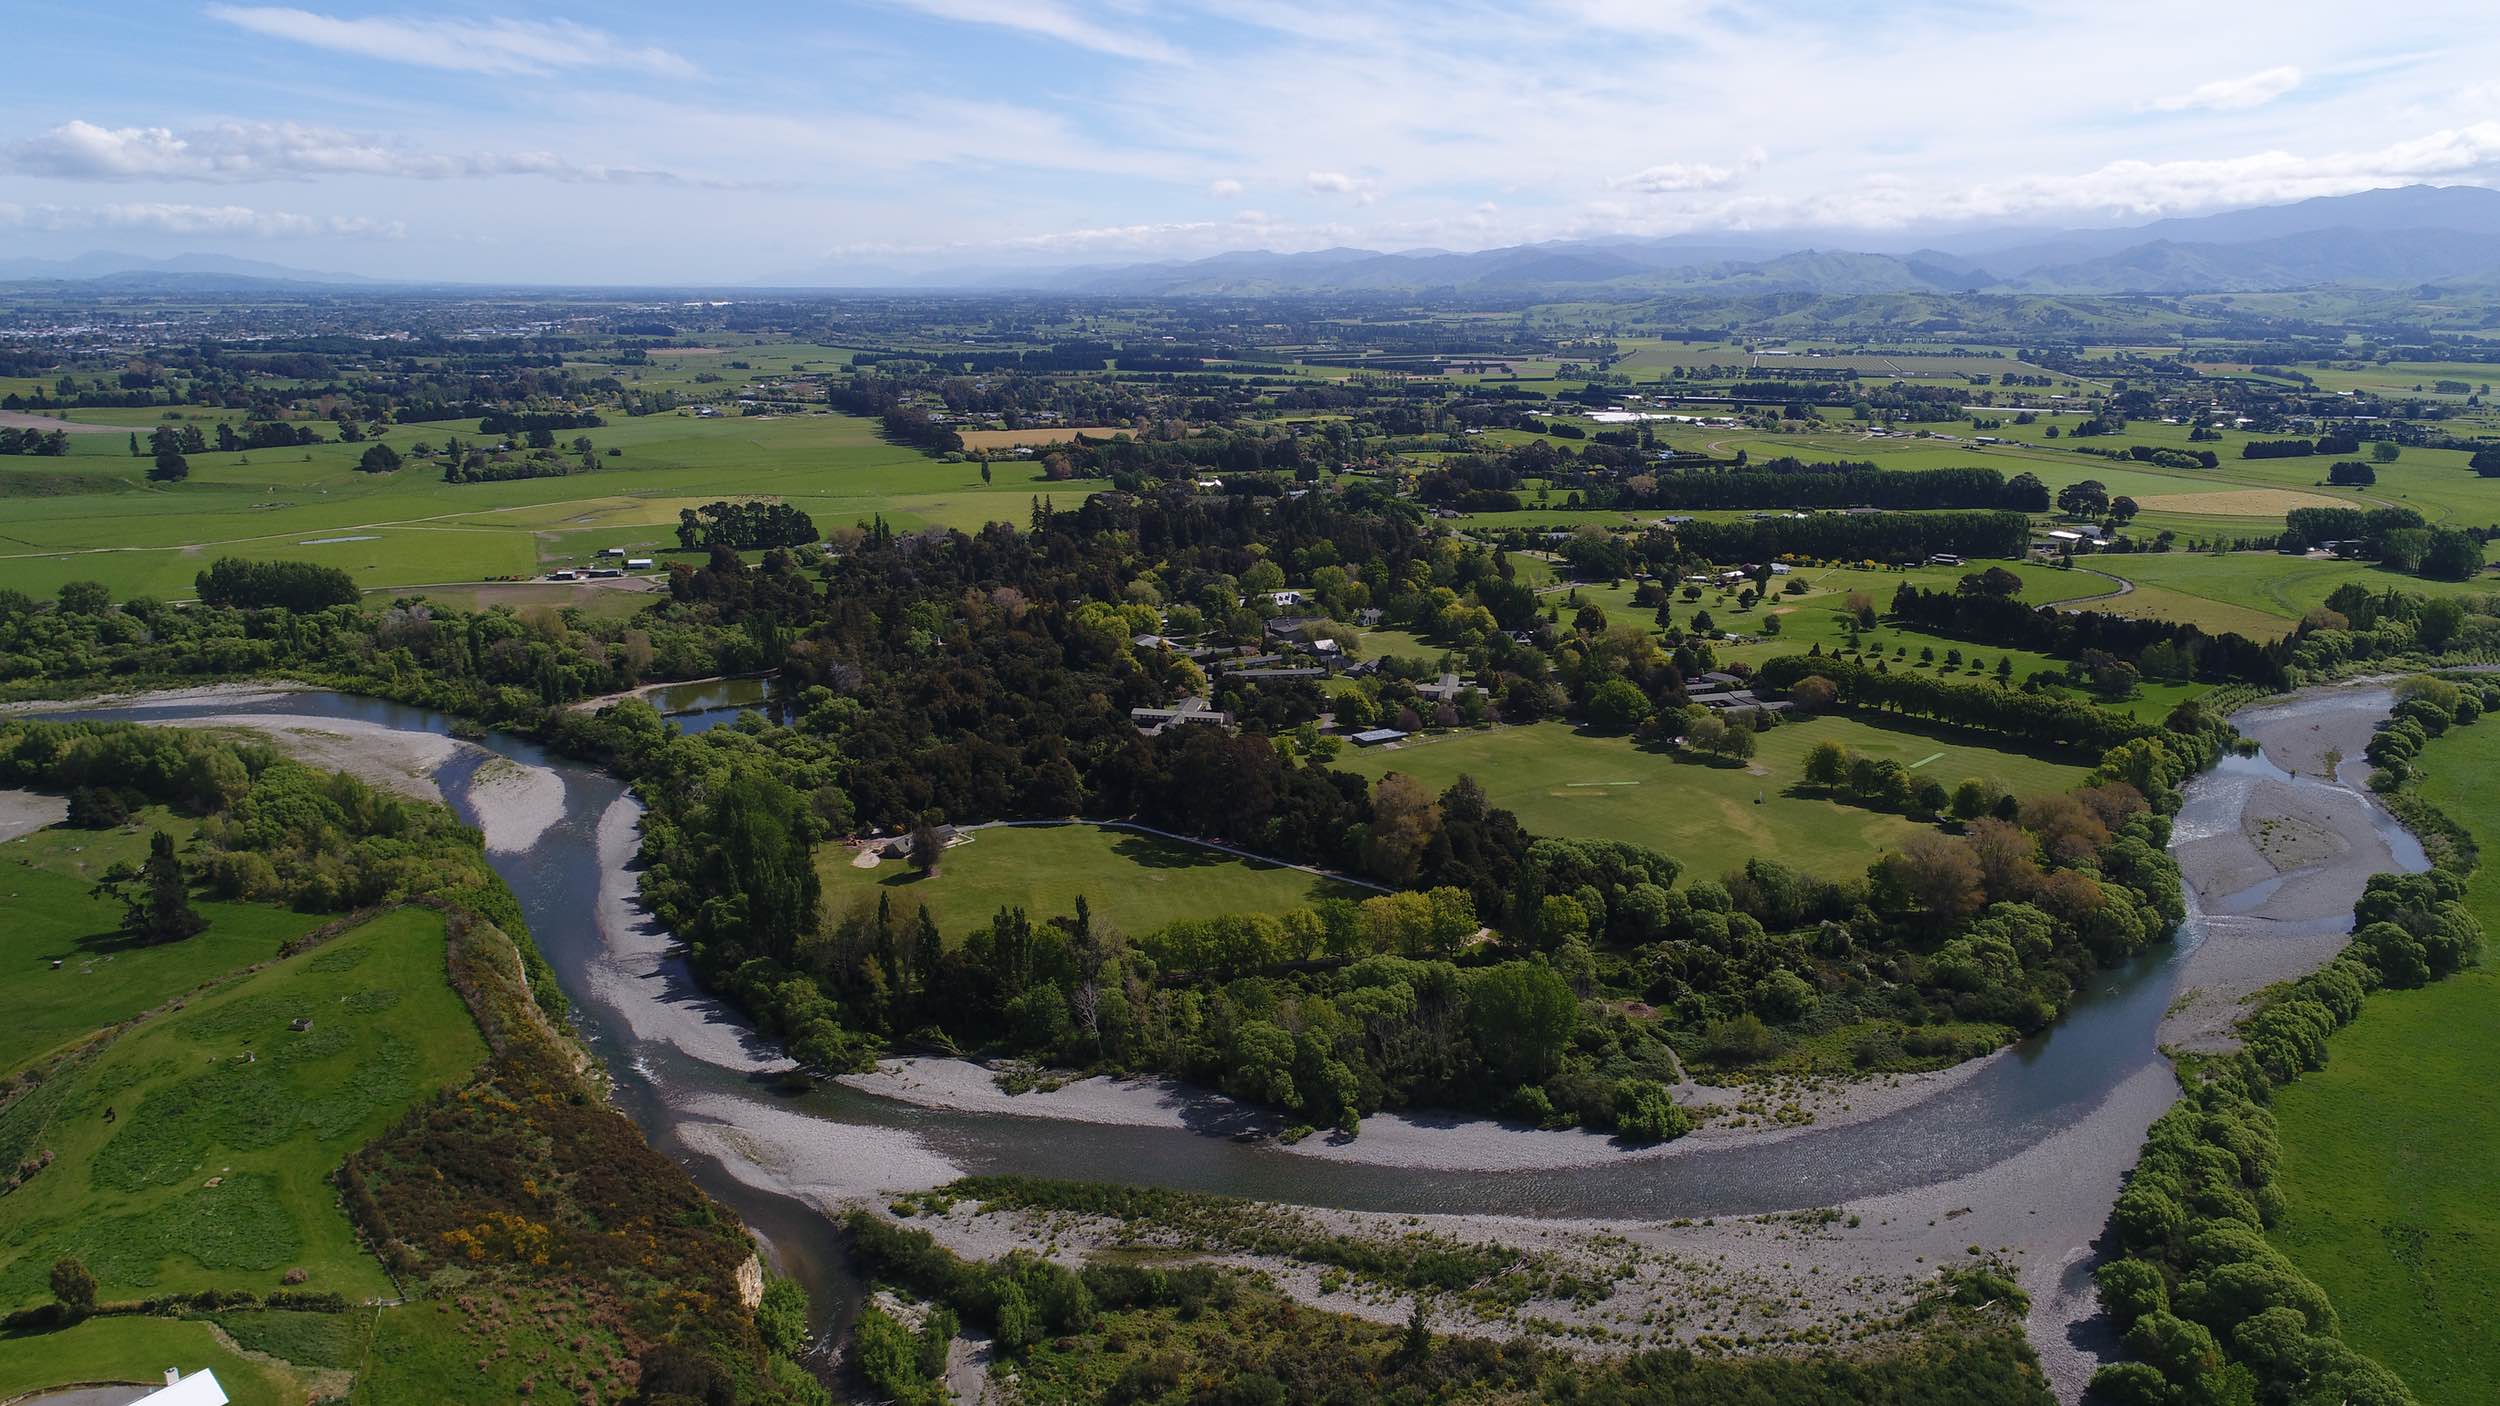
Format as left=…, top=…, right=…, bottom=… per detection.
left=138, top=1369, right=228, bottom=1405
left=1416, top=672, right=1467, bottom=703
left=625, top=557, right=655, bottom=570
left=1229, top=666, right=1327, bottom=682
left=1927, top=553, right=1963, bottom=567
left=1132, top=697, right=1234, bottom=735
left=1269, top=590, right=1306, bottom=608
left=1264, top=616, right=1321, bottom=641
left=598, top=546, right=626, bottom=557
left=867, top=824, right=959, bottom=858
left=1349, top=728, right=1409, bottom=746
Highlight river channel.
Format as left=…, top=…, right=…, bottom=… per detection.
left=38, top=679, right=2425, bottom=1382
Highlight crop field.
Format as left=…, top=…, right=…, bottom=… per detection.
left=2088, top=550, right=2500, bottom=630
left=1334, top=716, right=2089, bottom=883
left=0, top=907, right=483, bottom=1309
left=956, top=426, right=1132, bottom=449
left=1, top=809, right=331, bottom=1074
left=2265, top=718, right=2500, bottom=1406
left=0, top=410, right=1089, bottom=600
left=817, top=822, right=1375, bottom=938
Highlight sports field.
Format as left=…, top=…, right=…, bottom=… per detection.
left=2265, top=718, right=2500, bottom=1406
left=817, top=822, right=1375, bottom=937
left=1333, top=716, right=2089, bottom=882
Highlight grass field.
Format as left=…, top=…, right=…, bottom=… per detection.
left=1, top=809, right=329, bottom=1074
left=1333, top=715, right=2089, bottom=883
left=818, top=822, right=1375, bottom=937
left=0, top=1313, right=310, bottom=1405
left=0, top=907, right=483, bottom=1309
left=0, top=410, right=1092, bottom=600
left=2264, top=720, right=2500, bottom=1406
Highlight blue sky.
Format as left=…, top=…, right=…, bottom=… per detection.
left=4, top=1, right=2499, bottom=282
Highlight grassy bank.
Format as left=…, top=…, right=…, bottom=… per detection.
left=2264, top=717, right=2500, bottom=1405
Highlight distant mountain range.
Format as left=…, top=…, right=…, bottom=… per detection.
left=761, top=184, right=2500, bottom=297
left=0, top=251, right=380, bottom=289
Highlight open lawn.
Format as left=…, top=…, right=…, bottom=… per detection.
left=0, top=1314, right=310, bottom=1405
left=0, top=907, right=484, bottom=1309
left=2265, top=719, right=2500, bottom=1406
left=818, top=822, right=1375, bottom=938
left=1, top=809, right=330, bottom=1074
left=1333, top=716, right=2089, bottom=883
left=2087, top=550, right=2500, bottom=631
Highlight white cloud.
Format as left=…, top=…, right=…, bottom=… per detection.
left=4, top=119, right=722, bottom=186
left=1305, top=170, right=1379, bottom=203
left=2151, top=65, right=2303, bottom=113
left=869, top=0, right=1180, bottom=63
left=203, top=7, right=698, bottom=78
left=1608, top=146, right=1766, bottom=194
left=0, top=200, right=404, bottom=238
left=1208, top=178, right=1245, bottom=198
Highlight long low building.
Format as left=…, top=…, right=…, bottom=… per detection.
left=1132, top=696, right=1235, bottom=734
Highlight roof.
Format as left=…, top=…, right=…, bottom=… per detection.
left=141, top=1371, right=229, bottom=1406
left=1350, top=728, right=1408, bottom=744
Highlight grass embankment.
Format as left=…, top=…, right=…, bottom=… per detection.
left=0, top=1313, right=311, bottom=1404
left=1335, top=717, right=2089, bottom=883
left=2264, top=718, right=2500, bottom=1405
left=819, top=821, right=1373, bottom=938
left=0, top=809, right=328, bottom=1073
left=0, top=906, right=482, bottom=1308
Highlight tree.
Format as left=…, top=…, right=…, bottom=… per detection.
left=1882, top=831, right=1983, bottom=920
left=1583, top=678, right=1650, bottom=731
left=2110, top=495, right=2139, bottom=524
left=1361, top=773, right=1442, bottom=886
left=2056, top=479, right=2109, bottom=518
left=1788, top=674, right=1837, bottom=714
left=2419, top=528, right=2483, bottom=581
left=2327, top=459, right=2377, bottom=487
left=2471, top=446, right=2500, bottom=478
left=1803, top=738, right=1850, bottom=790
left=149, top=449, right=189, bottom=482
left=1465, top=961, right=1577, bottom=1084
left=98, top=830, right=207, bottom=944
left=909, top=822, right=945, bottom=875
left=357, top=441, right=403, bottom=473
left=2372, top=440, right=2400, bottom=463
left=49, top=1257, right=96, bottom=1318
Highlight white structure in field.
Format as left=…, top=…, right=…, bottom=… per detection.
left=140, top=1369, right=228, bottom=1405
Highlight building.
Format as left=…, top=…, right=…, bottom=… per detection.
left=1349, top=728, right=1409, bottom=746
left=866, top=824, right=959, bottom=859
left=139, top=1369, right=228, bottom=1405
left=1131, top=697, right=1235, bottom=735
left=1416, top=672, right=1467, bottom=703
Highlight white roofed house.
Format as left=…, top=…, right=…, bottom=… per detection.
left=139, top=1368, right=229, bottom=1405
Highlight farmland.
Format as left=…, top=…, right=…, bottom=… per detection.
left=0, top=906, right=482, bottom=1309
left=2265, top=715, right=2500, bottom=1406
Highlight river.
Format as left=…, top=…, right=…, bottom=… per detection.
left=36, top=680, right=2425, bottom=1395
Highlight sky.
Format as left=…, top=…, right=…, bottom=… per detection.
left=4, top=1, right=2500, bottom=284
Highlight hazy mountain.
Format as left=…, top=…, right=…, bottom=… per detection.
left=0, top=251, right=378, bottom=285
left=760, top=184, right=2500, bottom=297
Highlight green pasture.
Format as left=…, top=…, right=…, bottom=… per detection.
left=0, top=1314, right=310, bottom=1405
left=1, top=810, right=330, bottom=1074
left=0, top=411, right=1091, bottom=600
left=817, top=822, right=1375, bottom=938
left=0, top=907, right=483, bottom=1309
left=1333, top=715, right=2088, bottom=884
left=2265, top=718, right=2500, bottom=1406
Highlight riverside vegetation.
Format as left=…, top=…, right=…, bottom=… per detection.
left=0, top=721, right=825, bottom=1404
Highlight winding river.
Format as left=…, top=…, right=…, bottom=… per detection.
left=37, top=679, right=2427, bottom=1390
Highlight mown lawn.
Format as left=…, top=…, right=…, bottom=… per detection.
left=818, top=822, right=1375, bottom=939
left=0, top=1312, right=312, bottom=1404
left=1333, top=715, right=2089, bottom=884
left=0, top=810, right=329, bottom=1074
left=0, top=907, right=484, bottom=1309
left=2264, top=718, right=2500, bottom=1406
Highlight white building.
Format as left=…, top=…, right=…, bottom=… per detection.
left=141, top=1369, right=228, bottom=1405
